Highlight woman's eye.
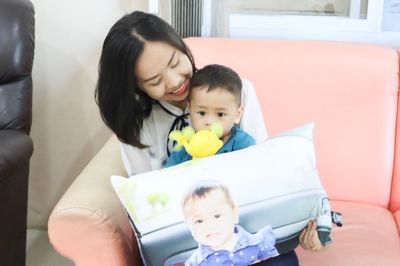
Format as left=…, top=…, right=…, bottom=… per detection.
left=195, top=219, right=203, bottom=224
left=149, top=80, right=161, bottom=86
left=217, top=112, right=225, bottom=117
left=214, top=214, right=221, bottom=219
left=171, top=59, right=179, bottom=68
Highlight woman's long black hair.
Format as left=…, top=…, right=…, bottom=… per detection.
left=95, top=11, right=196, bottom=148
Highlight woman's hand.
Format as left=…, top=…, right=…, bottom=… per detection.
left=299, top=220, right=324, bottom=251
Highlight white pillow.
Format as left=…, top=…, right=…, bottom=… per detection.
left=111, top=123, right=331, bottom=265
left=111, top=122, right=324, bottom=231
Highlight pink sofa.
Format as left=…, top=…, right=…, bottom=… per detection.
left=48, top=38, right=400, bottom=266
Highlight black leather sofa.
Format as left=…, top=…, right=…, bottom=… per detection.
left=0, top=0, right=35, bottom=265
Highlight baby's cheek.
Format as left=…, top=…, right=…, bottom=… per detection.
left=223, top=128, right=231, bottom=138
left=193, top=232, right=205, bottom=243
left=193, top=120, right=205, bottom=132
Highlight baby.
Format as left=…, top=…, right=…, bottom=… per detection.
left=165, top=64, right=255, bottom=167
left=182, top=180, right=279, bottom=266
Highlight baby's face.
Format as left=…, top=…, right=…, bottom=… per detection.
left=189, top=86, right=243, bottom=141
left=183, top=189, right=238, bottom=250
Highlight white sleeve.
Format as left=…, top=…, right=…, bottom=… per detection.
left=119, top=106, right=171, bottom=177
left=239, top=79, right=268, bottom=143
left=120, top=142, right=152, bottom=177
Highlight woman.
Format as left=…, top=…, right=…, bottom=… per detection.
left=95, top=11, right=323, bottom=266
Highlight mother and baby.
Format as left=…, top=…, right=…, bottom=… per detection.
left=95, top=10, right=324, bottom=266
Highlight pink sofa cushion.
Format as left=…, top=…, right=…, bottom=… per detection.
left=296, top=200, right=400, bottom=266
left=185, top=38, right=398, bottom=208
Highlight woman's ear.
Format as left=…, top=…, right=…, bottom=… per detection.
left=234, top=105, right=244, bottom=124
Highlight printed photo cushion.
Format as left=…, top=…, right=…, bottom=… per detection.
left=111, top=123, right=327, bottom=235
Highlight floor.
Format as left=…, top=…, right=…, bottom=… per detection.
left=26, top=229, right=73, bottom=266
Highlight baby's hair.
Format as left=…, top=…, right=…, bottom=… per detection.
left=188, top=64, right=242, bottom=106
left=181, top=179, right=235, bottom=209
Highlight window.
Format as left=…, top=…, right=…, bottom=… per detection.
left=150, top=0, right=400, bottom=47
left=224, top=0, right=380, bottom=34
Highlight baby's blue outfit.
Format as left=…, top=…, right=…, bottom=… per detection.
left=185, top=225, right=279, bottom=266
left=165, top=126, right=255, bottom=167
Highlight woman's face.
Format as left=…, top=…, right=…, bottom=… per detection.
left=135, top=41, right=193, bottom=108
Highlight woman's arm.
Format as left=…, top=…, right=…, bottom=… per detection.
left=240, top=79, right=268, bottom=143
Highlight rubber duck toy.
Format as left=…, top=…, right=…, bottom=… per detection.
left=169, top=123, right=224, bottom=159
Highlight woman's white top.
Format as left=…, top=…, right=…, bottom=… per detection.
left=120, top=79, right=267, bottom=176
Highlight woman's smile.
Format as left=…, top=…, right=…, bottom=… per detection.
left=170, top=79, right=189, bottom=96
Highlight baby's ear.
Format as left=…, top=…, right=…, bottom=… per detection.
left=234, top=105, right=244, bottom=124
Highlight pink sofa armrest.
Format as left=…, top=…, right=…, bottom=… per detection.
left=48, top=136, right=141, bottom=266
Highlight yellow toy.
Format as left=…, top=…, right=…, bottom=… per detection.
left=169, top=123, right=224, bottom=159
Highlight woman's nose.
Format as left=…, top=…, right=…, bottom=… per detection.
left=165, top=70, right=181, bottom=91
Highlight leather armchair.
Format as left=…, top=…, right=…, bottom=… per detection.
left=0, top=0, right=35, bottom=265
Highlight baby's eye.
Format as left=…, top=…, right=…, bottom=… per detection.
left=214, top=213, right=221, bottom=219
left=198, top=111, right=206, bottom=116
left=217, top=112, right=225, bottom=117
left=195, top=219, right=203, bottom=224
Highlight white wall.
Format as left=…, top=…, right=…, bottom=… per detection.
left=29, top=0, right=148, bottom=228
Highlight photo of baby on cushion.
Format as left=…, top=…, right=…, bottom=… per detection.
left=165, top=64, right=255, bottom=167
left=182, top=179, right=279, bottom=266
